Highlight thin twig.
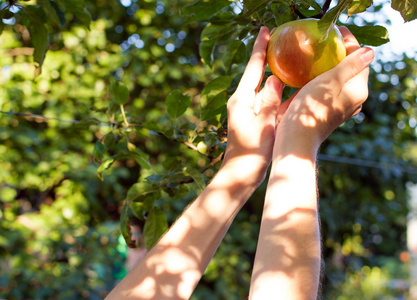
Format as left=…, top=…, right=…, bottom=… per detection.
left=120, top=104, right=129, bottom=127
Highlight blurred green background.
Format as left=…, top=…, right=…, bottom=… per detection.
left=0, top=0, right=417, bottom=299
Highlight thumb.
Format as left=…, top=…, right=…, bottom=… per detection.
left=324, top=47, right=374, bottom=86
left=256, top=75, right=284, bottom=120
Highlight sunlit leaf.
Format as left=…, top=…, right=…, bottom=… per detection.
left=200, top=76, right=233, bottom=120
left=97, top=157, right=115, bottom=181
left=391, top=0, right=417, bottom=22
left=318, top=0, right=352, bottom=42
left=346, top=24, right=389, bottom=46
left=348, top=0, right=372, bottom=15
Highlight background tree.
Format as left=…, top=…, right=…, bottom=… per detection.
left=1, top=0, right=417, bottom=299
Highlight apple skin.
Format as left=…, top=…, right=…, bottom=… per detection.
left=266, top=18, right=346, bottom=88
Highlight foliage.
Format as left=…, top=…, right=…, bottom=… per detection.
left=1, top=0, right=417, bottom=298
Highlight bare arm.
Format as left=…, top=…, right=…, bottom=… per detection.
left=249, top=27, right=374, bottom=300
left=106, top=27, right=284, bottom=300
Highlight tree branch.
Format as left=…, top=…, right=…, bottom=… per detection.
left=311, top=0, right=332, bottom=19
left=291, top=3, right=308, bottom=19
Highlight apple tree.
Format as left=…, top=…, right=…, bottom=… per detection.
left=1, top=0, right=417, bottom=298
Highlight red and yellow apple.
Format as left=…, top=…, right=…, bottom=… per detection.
left=266, top=18, right=346, bottom=88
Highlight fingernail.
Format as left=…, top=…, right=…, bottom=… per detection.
left=359, top=47, right=374, bottom=64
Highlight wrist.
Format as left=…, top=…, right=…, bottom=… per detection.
left=218, top=156, right=269, bottom=192
left=274, top=126, right=320, bottom=162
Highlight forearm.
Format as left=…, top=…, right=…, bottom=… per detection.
left=106, top=163, right=258, bottom=300
left=249, top=133, right=321, bottom=300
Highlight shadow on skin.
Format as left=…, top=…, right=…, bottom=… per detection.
left=250, top=206, right=322, bottom=298
left=107, top=65, right=367, bottom=298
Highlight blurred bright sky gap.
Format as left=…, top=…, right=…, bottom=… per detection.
left=356, top=0, right=417, bottom=61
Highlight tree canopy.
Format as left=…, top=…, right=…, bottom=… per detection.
left=1, top=0, right=417, bottom=298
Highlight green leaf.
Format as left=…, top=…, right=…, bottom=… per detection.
left=93, top=140, right=106, bottom=162
left=120, top=203, right=136, bottom=248
left=165, top=89, right=192, bottom=118
left=144, top=207, right=168, bottom=250
left=97, top=157, right=115, bottom=181
left=346, top=24, right=389, bottom=46
left=127, top=142, right=151, bottom=169
left=126, top=182, right=159, bottom=220
left=26, top=20, right=49, bottom=69
left=318, top=0, right=353, bottom=42
left=38, top=0, right=62, bottom=28
left=65, top=0, right=92, bottom=28
left=272, top=5, right=295, bottom=27
left=184, top=167, right=206, bottom=190
left=348, top=0, right=372, bottom=15
left=182, top=0, right=231, bottom=22
left=199, top=23, right=230, bottom=67
left=200, top=76, right=232, bottom=120
left=104, top=132, right=117, bottom=149
left=199, top=39, right=217, bottom=67
left=109, top=81, right=129, bottom=105
left=201, top=101, right=226, bottom=121
left=126, top=182, right=157, bottom=203
left=391, top=0, right=417, bottom=22
left=201, top=23, right=228, bottom=41
left=243, top=0, right=270, bottom=14
left=299, top=0, right=322, bottom=12
left=50, top=1, right=66, bottom=27
left=200, top=76, right=232, bottom=107
left=145, top=174, right=164, bottom=183
left=223, top=40, right=247, bottom=71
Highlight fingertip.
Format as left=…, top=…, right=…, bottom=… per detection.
left=338, top=26, right=361, bottom=55
left=330, top=46, right=373, bottom=85
left=358, top=47, right=374, bottom=65
left=265, top=75, right=284, bottom=94
left=258, top=26, right=270, bottom=40
left=338, top=26, right=351, bottom=37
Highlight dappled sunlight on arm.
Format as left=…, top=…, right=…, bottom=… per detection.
left=106, top=164, right=260, bottom=300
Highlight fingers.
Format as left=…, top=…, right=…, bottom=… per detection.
left=237, top=26, right=270, bottom=94
left=338, top=26, right=361, bottom=55
left=326, top=46, right=374, bottom=87
left=256, top=75, right=284, bottom=122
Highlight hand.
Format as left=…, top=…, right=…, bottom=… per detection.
left=276, top=26, right=374, bottom=148
left=222, top=26, right=284, bottom=186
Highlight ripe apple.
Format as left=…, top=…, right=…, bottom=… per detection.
left=266, top=18, right=346, bottom=88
